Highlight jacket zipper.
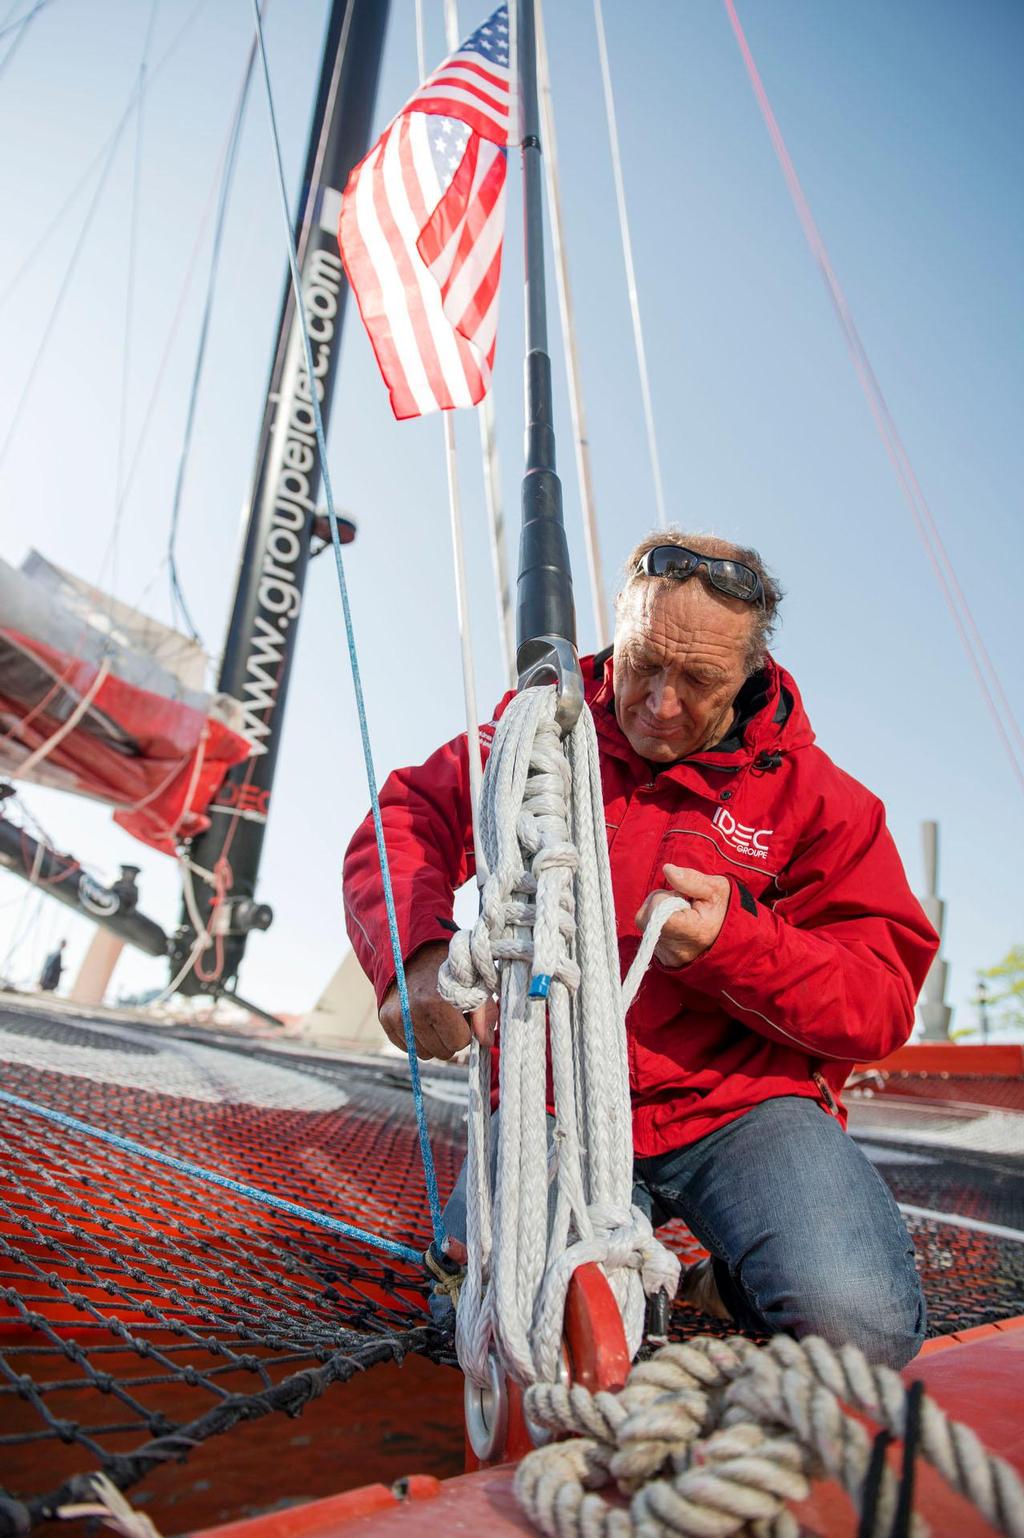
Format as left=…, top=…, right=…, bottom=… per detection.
left=812, top=1070, right=840, bottom=1116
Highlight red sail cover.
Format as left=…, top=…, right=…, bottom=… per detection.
left=0, top=558, right=251, bottom=856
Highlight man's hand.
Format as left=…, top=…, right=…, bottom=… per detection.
left=635, top=864, right=731, bottom=968
left=379, top=941, right=496, bottom=1060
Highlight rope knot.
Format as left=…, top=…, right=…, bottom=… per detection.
left=515, top=1334, right=1024, bottom=1538
left=578, top=1205, right=683, bottom=1308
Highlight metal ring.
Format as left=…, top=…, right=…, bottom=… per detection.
left=524, top=1347, right=570, bottom=1448
left=464, top=1351, right=509, bottom=1462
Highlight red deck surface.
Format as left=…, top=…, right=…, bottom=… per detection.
left=863, top=1042, right=1024, bottom=1078
left=4, top=1013, right=1022, bottom=1537
left=189, top=1327, right=1024, bottom=1538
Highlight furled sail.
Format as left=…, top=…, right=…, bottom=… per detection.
left=0, top=552, right=251, bottom=854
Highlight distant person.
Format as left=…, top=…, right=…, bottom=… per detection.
left=38, top=939, right=66, bottom=993
left=344, top=531, right=939, bottom=1367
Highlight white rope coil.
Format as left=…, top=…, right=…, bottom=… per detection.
left=440, top=688, right=682, bottom=1388
left=514, top=1333, right=1024, bottom=1538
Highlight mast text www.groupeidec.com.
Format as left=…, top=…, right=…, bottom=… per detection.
left=240, top=246, right=344, bottom=760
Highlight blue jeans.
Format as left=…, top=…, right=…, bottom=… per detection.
left=441, top=1096, right=926, bottom=1368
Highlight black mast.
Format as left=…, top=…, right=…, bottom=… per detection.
left=172, top=0, right=390, bottom=993
left=514, top=0, right=583, bottom=729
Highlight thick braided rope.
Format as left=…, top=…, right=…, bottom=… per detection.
left=766, top=1335, right=1024, bottom=1538
left=439, top=688, right=681, bottom=1387
left=515, top=1334, right=1024, bottom=1538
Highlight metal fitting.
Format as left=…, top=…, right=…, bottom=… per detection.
left=464, top=1351, right=509, bottom=1462
left=516, top=635, right=585, bottom=732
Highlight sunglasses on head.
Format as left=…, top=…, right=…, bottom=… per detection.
left=637, top=544, right=764, bottom=605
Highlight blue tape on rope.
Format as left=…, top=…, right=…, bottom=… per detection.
left=250, top=0, right=445, bottom=1247
left=528, top=973, right=553, bottom=999
left=0, top=1088, right=424, bottom=1267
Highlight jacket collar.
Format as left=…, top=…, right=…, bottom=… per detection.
left=584, top=649, right=813, bottom=796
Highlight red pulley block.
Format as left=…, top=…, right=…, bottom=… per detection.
left=463, top=1261, right=630, bottom=1471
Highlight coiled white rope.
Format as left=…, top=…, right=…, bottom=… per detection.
left=440, top=687, right=683, bottom=1388
left=515, top=1333, right=1024, bottom=1538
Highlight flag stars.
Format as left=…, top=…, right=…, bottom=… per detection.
left=468, top=6, right=508, bottom=62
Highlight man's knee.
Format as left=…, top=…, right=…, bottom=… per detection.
left=722, top=1205, right=927, bottom=1369
left=796, top=1269, right=926, bottom=1368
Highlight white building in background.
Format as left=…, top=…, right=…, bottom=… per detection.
left=917, top=820, right=953, bottom=1041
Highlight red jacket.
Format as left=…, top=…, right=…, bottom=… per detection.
left=343, top=653, right=938, bottom=1157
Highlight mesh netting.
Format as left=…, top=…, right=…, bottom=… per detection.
left=868, top=1071, right=1024, bottom=1114
left=1, top=1006, right=1022, bottom=1534
left=0, top=1007, right=465, bottom=1533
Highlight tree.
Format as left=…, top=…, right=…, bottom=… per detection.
left=982, top=945, right=1024, bottom=1032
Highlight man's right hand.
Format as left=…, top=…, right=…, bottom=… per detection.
left=378, top=941, right=473, bottom=1061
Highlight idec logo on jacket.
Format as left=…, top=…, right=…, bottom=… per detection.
left=712, top=806, right=774, bottom=860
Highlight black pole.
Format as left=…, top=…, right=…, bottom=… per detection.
left=514, top=0, right=583, bottom=729
left=172, top=0, right=390, bottom=994
left=0, top=812, right=168, bottom=959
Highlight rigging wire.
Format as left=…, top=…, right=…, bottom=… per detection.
left=166, top=24, right=260, bottom=645
left=448, top=0, right=514, bottom=688
left=429, top=0, right=488, bottom=879
left=0, top=889, right=45, bottom=983
left=0, top=0, right=51, bottom=44
left=0, top=137, right=122, bottom=317
left=249, top=0, right=446, bottom=1248
left=98, top=39, right=266, bottom=617
left=478, top=392, right=515, bottom=685
left=420, top=0, right=516, bottom=692
left=418, top=0, right=516, bottom=693
left=109, top=0, right=162, bottom=608
left=179, top=0, right=364, bottom=962
left=0, top=108, right=134, bottom=477
left=0, top=0, right=217, bottom=715
left=0, top=0, right=211, bottom=317
left=592, top=0, right=667, bottom=531
left=0, top=0, right=214, bottom=480
left=536, top=0, right=609, bottom=649
left=722, top=0, right=1024, bottom=800
left=0, top=793, right=52, bottom=981
left=0, top=0, right=53, bottom=81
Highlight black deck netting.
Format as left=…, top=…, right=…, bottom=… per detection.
left=1, top=1004, right=1022, bottom=1533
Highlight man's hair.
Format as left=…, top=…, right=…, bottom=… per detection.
left=617, top=529, right=783, bottom=674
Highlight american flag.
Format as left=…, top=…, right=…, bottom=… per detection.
left=338, top=6, right=510, bottom=421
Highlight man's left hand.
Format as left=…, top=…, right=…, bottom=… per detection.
left=635, top=864, right=732, bottom=967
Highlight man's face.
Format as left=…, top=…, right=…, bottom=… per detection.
left=613, top=580, right=753, bottom=762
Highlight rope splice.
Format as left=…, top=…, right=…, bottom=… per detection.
left=439, top=686, right=683, bottom=1388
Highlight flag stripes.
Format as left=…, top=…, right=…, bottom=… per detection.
left=338, top=5, right=510, bottom=420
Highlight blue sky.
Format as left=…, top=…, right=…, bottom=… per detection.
left=0, top=0, right=1021, bottom=1036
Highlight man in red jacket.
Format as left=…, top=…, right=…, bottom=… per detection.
left=344, top=531, right=939, bottom=1366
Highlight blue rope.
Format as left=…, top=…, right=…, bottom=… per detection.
left=0, top=1087, right=424, bottom=1267
left=249, top=0, right=446, bottom=1248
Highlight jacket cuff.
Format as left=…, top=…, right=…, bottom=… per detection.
left=371, top=917, right=457, bottom=1007
left=670, top=876, right=776, bottom=993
